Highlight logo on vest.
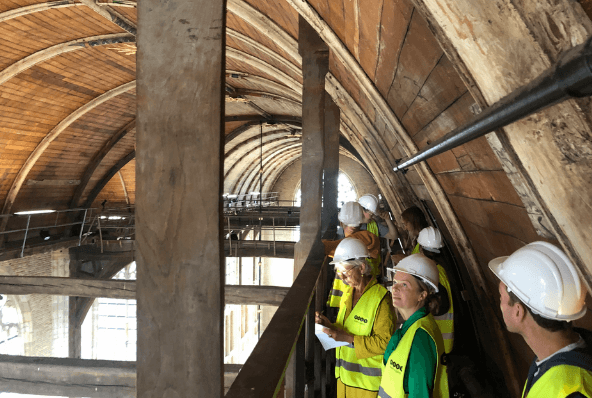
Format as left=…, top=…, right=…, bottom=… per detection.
left=390, top=359, right=404, bottom=372
left=354, top=315, right=368, bottom=323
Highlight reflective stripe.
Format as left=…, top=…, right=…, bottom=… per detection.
left=434, top=312, right=453, bottom=321
left=378, top=386, right=392, bottom=398
left=442, top=332, right=454, bottom=340
left=336, top=358, right=382, bottom=377
left=331, top=289, right=344, bottom=297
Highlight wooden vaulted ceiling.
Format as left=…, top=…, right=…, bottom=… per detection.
left=0, top=0, right=550, bottom=270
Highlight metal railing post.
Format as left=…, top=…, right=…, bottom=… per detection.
left=20, top=215, right=31, bottom=258
left=78, top=209, right=88, bottom=246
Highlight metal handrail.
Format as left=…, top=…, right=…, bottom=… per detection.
left=394, top=36, right=592, bottom=172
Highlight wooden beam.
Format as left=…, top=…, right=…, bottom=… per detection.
left=82, top=150, right=135, bottom=208
left=0, top=355, right=135, bottom=398
left=0, top=355, right=240, bottom=397
left=227, top=71, right=302, bottom=102
left=26, top=179, right=80, bottom=186
left=118, top=171, right=130, bottom=205
left=0, top=34, right=134, bottom=87
left=0, top=276, right=290, bottom=306
left=226, top=47, right=302, bottom=92
left=70, top=119, right=136, bottom=208
left=227, top=0, right=299, bottom=62
left=78, top=0, right=136, bottom=35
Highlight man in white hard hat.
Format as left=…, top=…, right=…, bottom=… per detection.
left=357, top=194, right=399, bottom=240
left=489, top=241, right=592, bottom=397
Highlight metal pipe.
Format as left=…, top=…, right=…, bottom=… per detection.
left=78, top=209, right=88, bottom=246
left=394, top=36, right=592, bottom=172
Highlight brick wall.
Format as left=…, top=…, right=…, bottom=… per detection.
left=0, top=249, right=70, bottom=357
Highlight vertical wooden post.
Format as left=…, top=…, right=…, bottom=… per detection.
left=321, top=95, right=340, bottom=236
left=293, top=15, right=329, bottom=274
left=135, top=0, right=226, bottom=396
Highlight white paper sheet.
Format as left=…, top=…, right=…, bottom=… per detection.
left=315, top=323, right=349, bottom=351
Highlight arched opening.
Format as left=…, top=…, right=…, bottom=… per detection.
left=293, top=171, right=357, bottom=208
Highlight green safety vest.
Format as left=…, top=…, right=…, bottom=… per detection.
left=379, top=314, right=449, bottom=398
left=366, top=220, right=381, bottom=276
left=434, top=264, right=454, bottom=353
left=335, top=282, right=389, bottom=391
left=522, top=340, right=592, bottom=398
left=411, top=243, right=420, bottom=254
left=328, top=273, right=348, bottom=308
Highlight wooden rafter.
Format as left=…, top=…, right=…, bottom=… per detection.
left=227, top=71, right=301, bottom=102
left=82, top=150, right=135, bottom=208
left=0, top=33, right=135, bottom=87
left=226, top=47, right=302, bottom=92
left=70, top=119, right=136, bottom=208
left=0, top=1, right=80, bottom=23
left=78, top=0, right=137, bottom=35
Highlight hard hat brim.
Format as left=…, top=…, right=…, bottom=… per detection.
left=488, top=256, right=508, bottom=282
left=393, top=268, right=439, bottom=293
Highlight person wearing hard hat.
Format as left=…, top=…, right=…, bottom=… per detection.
left=489, top=242, right=592, bottom=398
left=358, top=194, right=400, bottom=277
left=324, top=201, right=381, bottom=308
left=391, top=206, right=429, bottom=265
left=380, top=254, right=449, bottom=398
left=417, top=227, right=455, bottom=355
left=316, top=238, right=394, bottom=398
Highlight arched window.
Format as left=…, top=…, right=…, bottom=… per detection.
left=294, top=172, right=357, bottom=207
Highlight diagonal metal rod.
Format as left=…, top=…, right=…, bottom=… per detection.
left=394, top=36, right=592, bottom=172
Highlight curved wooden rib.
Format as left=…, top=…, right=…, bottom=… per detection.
left=225, top=119, right=300, bottom=144
left=0, top=1, right=79, bottom=23
left=0, top=0, right=135, bottom=24
left=244, top=146, right=301, bottom=194
left=0, top=34, right=135, bottom=87
left=227, top=0, right=299, bottom=62
left=83, top=151, right=135, bottom=208
left=227, top=28, right=301, bottom=77
left=227, top=72, right=301, bottom=102
left=232, top=142, right=301, bottom=194
left=70, top=119, right=136, bottom=208
left=0, top=81, right=136, bottom=225
left=226, top=47, right=301, bottom=93
left=78, top=0, right=136, bottom=35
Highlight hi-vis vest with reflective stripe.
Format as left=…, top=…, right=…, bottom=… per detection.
left=335, top=283, right=388, bottom=391
left=366, top=220, right=381, bottom=276
left=328, top=273, right=348, bottom=308
left=378, top=314, right=449, bottom=398
left=434, top=264, right=454, bottom=353
left=522, top=345, right=592, bottom=398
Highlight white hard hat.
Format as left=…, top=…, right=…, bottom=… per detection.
left=394, top=254, right=439, bottom=293
left=338, top=201, right=365, bottom=227
left=358, top=194, right=379, bottom=214
left=489, top=241, right=586, bottom=321
left=418, top=227, right=444, bottom=253
left=330, top=237, right=369, bottom=264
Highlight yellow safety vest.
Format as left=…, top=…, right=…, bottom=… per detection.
left=434, top=264, right=454, bottom=353
left=379, top=314, right=449, bottom=398
left=328, top=273, right=348, bottom=308
left=335, top=282, right=388, bottom=391
left=522, top=346, right=592, bottom=398
left=411, top=243, right=420, bottom=254
left=366, top=220, right=381, bottom=276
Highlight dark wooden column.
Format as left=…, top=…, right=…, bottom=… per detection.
left=135, top=0, right=226, bottom=396
left=321, top=95, right=340, bottom=236
left=293, top=15, right=329, bottom=274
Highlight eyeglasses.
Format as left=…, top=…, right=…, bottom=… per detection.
left=336, top=265, right=359, bottom=278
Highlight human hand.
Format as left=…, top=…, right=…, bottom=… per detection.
left=322, top=326, right=354, bottom=344
left=315, top=311, right=331, bottom=327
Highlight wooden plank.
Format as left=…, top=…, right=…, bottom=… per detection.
left=436, top=170, right=524, bottom=206
left=26, top=179, right=80, bottom=185
left=386, top=10, right=442, bottom=117
left=373, top=0, right=414, bottom=97
left=0, top=355, right=240, bottom=397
